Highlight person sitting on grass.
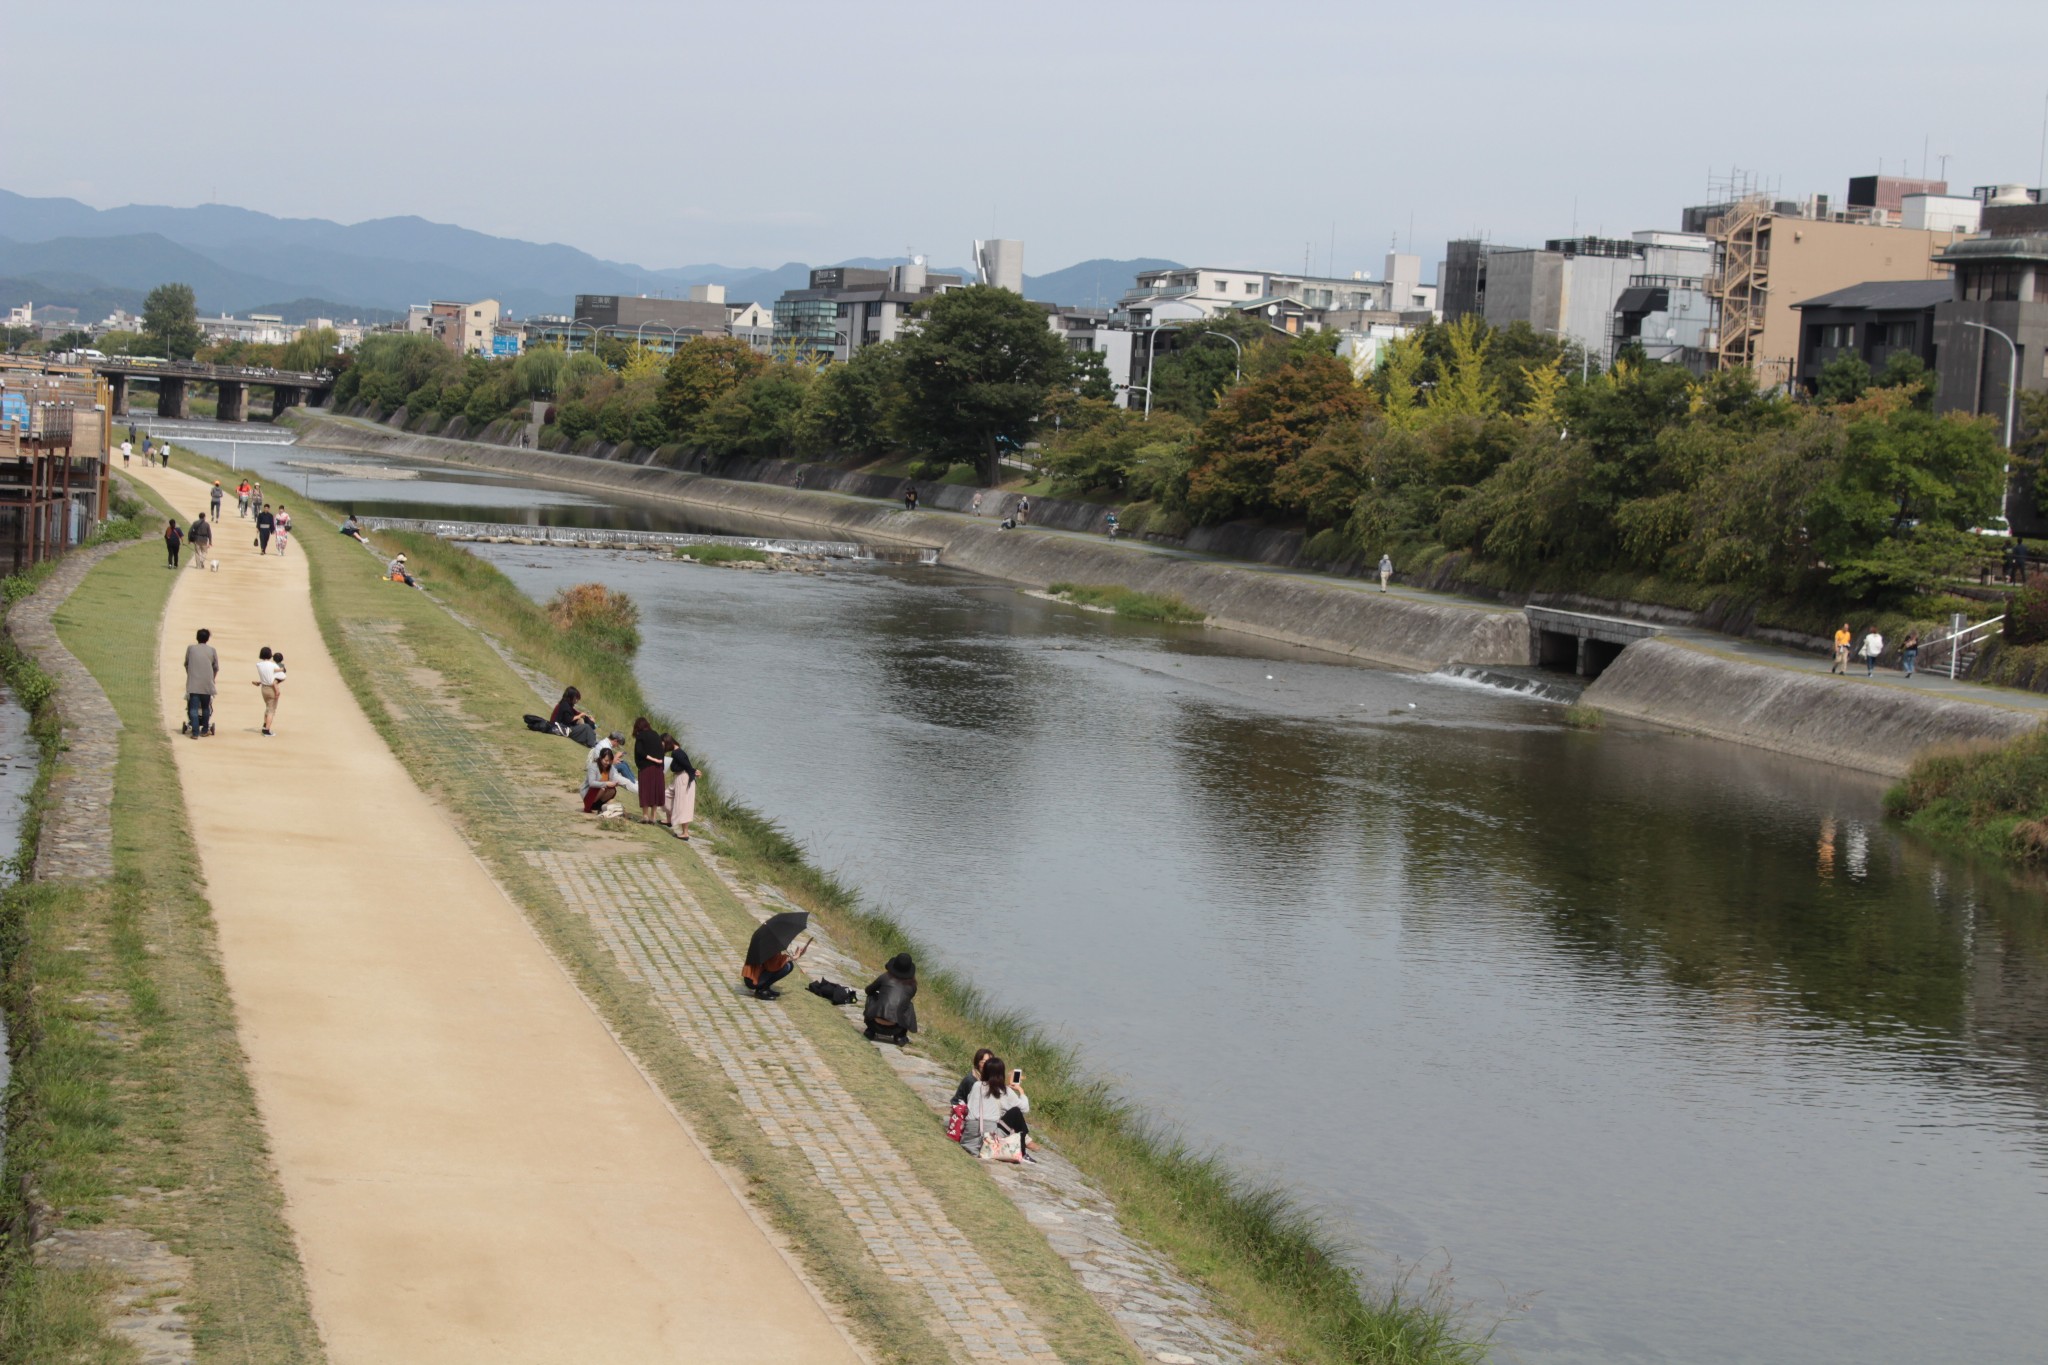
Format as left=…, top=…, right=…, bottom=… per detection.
left=863, top=953, right=918, bottom=1044
left=340, top=513, right=367, bottom=543
left=960, top=1054, right=1032, bottom=1162
left=582, top=747, right=621, bottom=815
left=952, top=1049, right=994, bottom=1107
left=387, top=553, right=419, bottom=588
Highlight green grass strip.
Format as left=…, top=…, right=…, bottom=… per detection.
left=1047, top=582, right=1205, bottom=623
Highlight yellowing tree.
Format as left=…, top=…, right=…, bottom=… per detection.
left=1431, top=315, right=1498, bottom=419
left=1520, top=356, right=1567, bottom=428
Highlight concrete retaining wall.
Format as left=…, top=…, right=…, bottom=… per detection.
left=1584, top=639, right=2042, bottom=778
left=295, top=414, right=1525, bottom=671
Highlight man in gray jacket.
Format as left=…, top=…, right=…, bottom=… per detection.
left=183, top=627, right=219, bottom=738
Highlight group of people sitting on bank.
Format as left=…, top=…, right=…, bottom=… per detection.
left=538, top=689, right=702, bottom=840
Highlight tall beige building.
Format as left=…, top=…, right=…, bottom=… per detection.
left=1706, top=204, right=1969, bottom=388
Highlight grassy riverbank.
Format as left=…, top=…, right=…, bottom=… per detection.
left=1887, top=729, right=2048, bottom=863
left=1, top=466, right=322, bottom=1361
left=174, top=440, right=1487, bottom=1362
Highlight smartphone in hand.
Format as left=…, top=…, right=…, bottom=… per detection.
left=1011, top=1069, right=1024, bottom=1084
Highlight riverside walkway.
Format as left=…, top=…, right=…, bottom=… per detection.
left=128, top=463, right=860, bottom=1363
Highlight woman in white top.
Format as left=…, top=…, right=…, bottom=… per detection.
left=959, top=1054, right=1032, bottom=1160
left=253, top=647, right=285, bottom=736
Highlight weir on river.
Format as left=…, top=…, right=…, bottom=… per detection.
left=175, top=430, right=2048, bottom=1365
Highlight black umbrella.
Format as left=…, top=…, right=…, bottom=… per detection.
left=746, top=911, right=809, bottom=968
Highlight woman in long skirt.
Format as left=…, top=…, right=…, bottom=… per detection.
left=631, top=718, right=665, bottom=822
left=663, top=734, right=700, bottom=841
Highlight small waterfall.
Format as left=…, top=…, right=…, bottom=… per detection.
left=1429, top=664, right=1583, bottom=705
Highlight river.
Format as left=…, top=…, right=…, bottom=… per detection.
left=184, top=432, right=2048, bottom=1365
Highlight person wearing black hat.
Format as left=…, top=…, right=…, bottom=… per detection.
left=863, top=953, right=918, bottom=1044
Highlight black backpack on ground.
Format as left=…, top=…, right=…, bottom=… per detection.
left=807, top=979, right=859, bottom=1007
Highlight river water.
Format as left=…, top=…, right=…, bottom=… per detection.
left=190, top=435, right=2048, bottom=1365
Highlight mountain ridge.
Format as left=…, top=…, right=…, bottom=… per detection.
left=0, top=188, right=1177, bottom=319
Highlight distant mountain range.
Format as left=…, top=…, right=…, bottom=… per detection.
left=0, top=189, right=1176, bottom=322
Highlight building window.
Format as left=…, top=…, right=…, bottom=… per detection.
left=1961, top=267, right=2022, bottom=301
left=1244, top=282, right=1257, bottom=295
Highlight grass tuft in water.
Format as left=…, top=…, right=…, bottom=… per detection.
left=1562, top=704, right=1604, bottom=730
left=1046, top=582, right=1204, bottom=623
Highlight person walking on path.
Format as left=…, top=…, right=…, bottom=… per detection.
left=161, top=443, right=171, bottom=471
left=1378, top=553, right=1394, bottom=592
left=256, top=503, right=276, bottom=555
left=183, top=627, right=219, bottom=739
left=1831, top=623, right=1852, bottom=674
left=665, top=735, right=700, bottom=841
left=971, top=491, right=983, bottom=516
left=1901, top=630, right=1920, bottom=678
left=210, top=480, right=224, bottom=519
left=249, top=482, right=262, bottom=519
left=189, top=512, right=212, bottom=568
left=274, top=506, right=292, bottom=556
left=121, top=439, right=132, bottom=468
left=1018, top=496, right=1031, bottom=526
left=254, top=646, right=285, bottom=736
left=1861, top=627, right=1885, bottom=678
left=237, top=480, right=251, bottom=518
left=164, top=518, right=183, bottom=569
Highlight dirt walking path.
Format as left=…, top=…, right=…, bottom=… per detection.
left=132, top=466, right=860, bottom=1363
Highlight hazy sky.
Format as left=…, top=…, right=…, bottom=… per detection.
left=9, top=0, right=2045, bottom=278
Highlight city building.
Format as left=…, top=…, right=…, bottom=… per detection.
left=974, top=239, right=1024, bottom=293
left=527, top=293, right=737, bottom=355
left=1704, top=180, right=1973, bottom=389
left=1115, top=255, right=1436, bottom=331
left=199, top=313, right=296, bottom=347
left=1931, top=193, right=2048, bottom=505
left=407, top=299, right=502, bottom=356
left=771, top=262, right=961, bottom=362
left=1439, top=233, right=1712, bottom=368
left=1790, top=279, right=1948, bottom=391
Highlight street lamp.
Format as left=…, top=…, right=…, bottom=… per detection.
left=1962, top=319, right=2019, bottom=527
left=569, top=316, right=604, bottom=355
left=635, top=321, right=681, bottom=354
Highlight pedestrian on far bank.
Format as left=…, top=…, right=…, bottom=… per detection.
left=1861, top=627, right=1885, bottom=678
left=1831, top=623, right=1852, bottom=675
left=210, top=480, right=224, bottom=519
left=902, top=484, right=918, bottom=512
left=256, top=503, right=275, bottom=555
left=189, top=512, right=212, bottom=567
left=1018, top=496, right=1031, bottom=526
left=665, top=734, right=700, bottom=841
left=182, top=627, right=218, bottom=739
left=127, top=422, right=137, bottom=447
left=1378, top=553, right=1394, bottom=593
left=971, top=491, right=983, bottom=516
left=1901, top=630, right=1920, bottom=678
left=164, top=518, right=183, bottom=569
left=274, top=506, right=292, bottom=556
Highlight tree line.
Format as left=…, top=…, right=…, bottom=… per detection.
left=329, top=284, right=2021, bottom=608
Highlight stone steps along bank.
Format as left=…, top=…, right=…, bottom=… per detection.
left=293, top=413, right=2044, bottom=778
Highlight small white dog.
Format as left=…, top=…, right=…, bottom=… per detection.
left=210, top=559, right=220, bottom=572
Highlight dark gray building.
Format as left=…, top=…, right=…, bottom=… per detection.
left=1790, top=279, right=1948, bottom=392
left=772, top=263, right=961, bottom=361
left=1933, top=201, right=2048, bottom=534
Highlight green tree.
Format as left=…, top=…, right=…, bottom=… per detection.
left=659, top=336, right=767, bottom=443
left=51, top=329, right=96, bottom=351
left=142, top=282, right=203, bottom=359
left=808, top=342, right=904, bottom=457
left=280, top=326, right=340, bottom=373
left=1070, top=348, right=1115, bottom=401
left=514, top=343, right=568, bottom=398
left=894, top=285, right=1069, bottom=483
left=1817, top=354, right=1871, bottom=406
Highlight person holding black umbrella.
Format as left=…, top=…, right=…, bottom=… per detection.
left=743, top=911, right=808, bottom=1000
left=863, top=953, right=918, bottom=1044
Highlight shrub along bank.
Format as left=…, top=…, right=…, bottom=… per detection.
left=1887, top=728, right=2048, bottom=865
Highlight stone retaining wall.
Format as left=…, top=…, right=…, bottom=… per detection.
left=1584, top=639, right=2042, bottom=778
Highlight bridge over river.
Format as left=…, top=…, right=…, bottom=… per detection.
left=97, top=358, right=334, bottom=423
